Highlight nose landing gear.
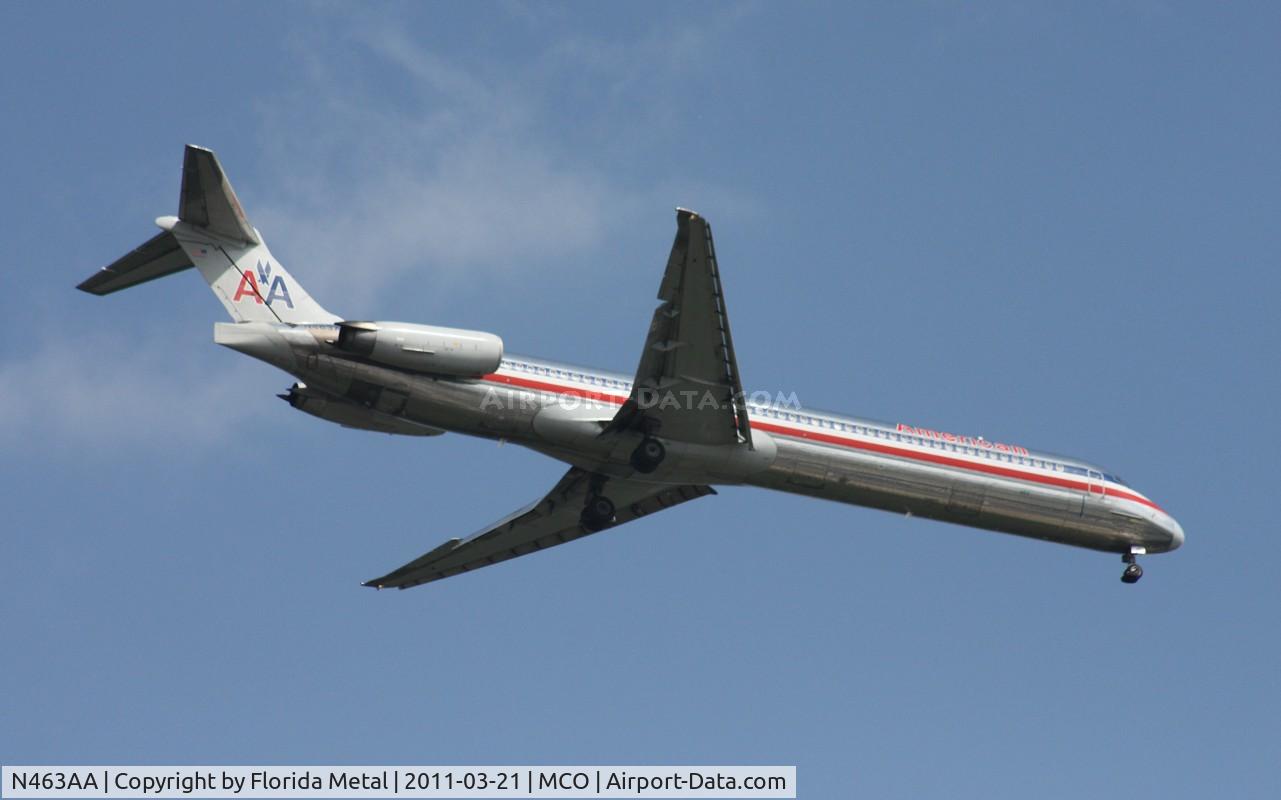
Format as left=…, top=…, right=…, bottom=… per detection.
left=1121, top=547, right=1146, bottom=584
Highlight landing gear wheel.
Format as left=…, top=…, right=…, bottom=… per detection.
left=630, top=438, right=666, bottom=473
left=580, top=495, right=616, bottom=532
left=1120, top=551, right=1144, bottom=584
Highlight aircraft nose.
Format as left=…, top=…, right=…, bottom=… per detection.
left=1162, top=514, right=1185, bottom=551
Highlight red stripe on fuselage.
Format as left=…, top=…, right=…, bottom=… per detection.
left=479, top=372, right=1164, bottom=512
left=482, top=372, right=626, bottom=405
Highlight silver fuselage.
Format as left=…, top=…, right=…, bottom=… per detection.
left=225, top=321, right=1185, bottom=557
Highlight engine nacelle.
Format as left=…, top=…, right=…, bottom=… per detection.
left=279, top=383, right=442, bottom=436
left=335, top=321, right=503, bottom=376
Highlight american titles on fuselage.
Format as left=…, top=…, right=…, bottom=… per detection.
left=895, top=423, right=1029, bottom=456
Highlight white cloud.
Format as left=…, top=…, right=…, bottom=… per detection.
left=244, top=12, right=751, bottom=311
left=245, top=25, right=613, bottom=310
left=0, top=338, right=264, bottom=453
left=3, top=10, right=755, bottom=455
left=256, top=135, right=615, bottom=310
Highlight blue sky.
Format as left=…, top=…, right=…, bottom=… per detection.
left=2, top=2, right=1279, bottom=797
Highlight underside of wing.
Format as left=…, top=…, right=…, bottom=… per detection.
left=608, top=209, right=752, bottom=448
left=364, top=468, right=715, bottom=590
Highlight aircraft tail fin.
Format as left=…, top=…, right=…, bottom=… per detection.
left=77, top=145, right=340, bottom=325
left=178, top=144, right=260, bottom=245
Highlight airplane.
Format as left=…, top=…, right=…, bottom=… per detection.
left=78, top=145, right=1184, bottom=588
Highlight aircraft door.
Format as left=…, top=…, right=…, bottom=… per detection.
left=1087, top=470, right=1105, bottom=500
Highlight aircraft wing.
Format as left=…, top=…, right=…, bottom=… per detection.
left=607, top=209, right=753, bottom=447
left=364, top=468, right=714, bottom=589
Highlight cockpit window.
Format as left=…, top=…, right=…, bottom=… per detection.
left=1103, top=473, right=1128, bottom=487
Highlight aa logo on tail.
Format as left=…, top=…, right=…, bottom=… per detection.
left=232, top=260, right=294, bottom=308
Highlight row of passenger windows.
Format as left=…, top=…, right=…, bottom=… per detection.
left=498, top=361, right=1124, bottom=484
left=748, top=407, right=1106, bottom=475
left=503, top=360, right=632, bottom=391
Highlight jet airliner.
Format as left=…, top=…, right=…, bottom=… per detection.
left=78, top=146, right=1183, bottom=587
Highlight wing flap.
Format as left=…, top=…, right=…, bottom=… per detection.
left=365, top=468, right=714, bottom=589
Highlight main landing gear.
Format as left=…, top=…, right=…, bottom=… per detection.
left=630, top=437, right=666, bottom=474
left=580, top=474, right=616, bottom=532
left=1121, top=547, right=1146, bottom=584
left=581, top=437, right=667, bottom=531
left=580, top=495, right=616, bottom=532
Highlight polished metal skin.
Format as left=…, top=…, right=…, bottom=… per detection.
left=213, top=327, right=1184, bottom=567
left=78, top=146, right=1183, bottom=588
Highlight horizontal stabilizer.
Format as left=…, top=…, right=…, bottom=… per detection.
left=179, top=144, right=260, bottom=244
left=76, top=230, right=193, bottom=296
